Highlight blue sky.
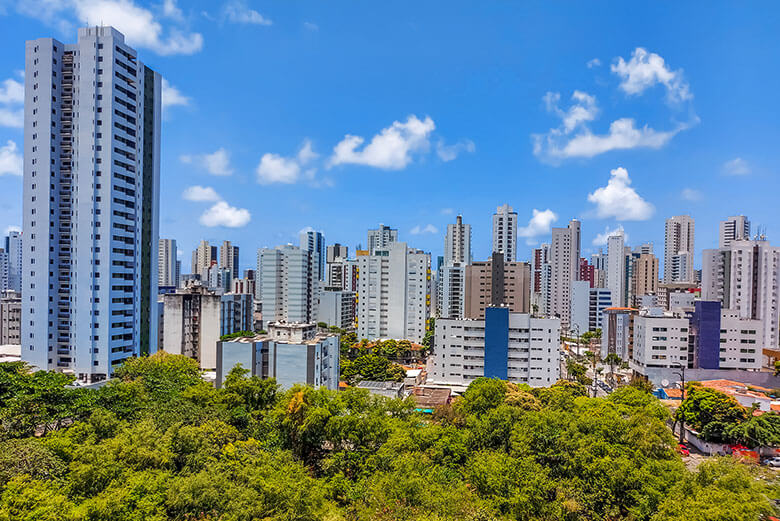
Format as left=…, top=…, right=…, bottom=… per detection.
left=1, top=1, right=779, bottom=273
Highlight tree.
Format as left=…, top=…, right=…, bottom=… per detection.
left=341, top=353, right=405, bottom=385
left=676, top=383, right=748, bottom=442
left=726, top=413, right=780, bottom=448
left=565, top=359, right=590, bottom=386
left=584, top=350, right=600, bottom=396
left=604, top=353, right=622, bottom=385
left=457, top=378, right=507, bottom=415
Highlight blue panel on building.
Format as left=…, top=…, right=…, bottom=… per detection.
left=693, top=300, right=721, bottom=369
left=484, top=307, right=509, bottom=379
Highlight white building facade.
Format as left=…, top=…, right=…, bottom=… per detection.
left=550, top=219, right=581, bottom=327
left=492, top=204, right=517, bottom=262
left=259, top=245, right=319, bottom=324
left=158, top=238, right=178, bottom=287
left=664, top=215, right=695, bottom=283
left=22, top=27, right=160, bottom=381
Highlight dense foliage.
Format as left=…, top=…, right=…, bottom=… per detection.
left=219, top=331, right=257, bottom=341
left=0, top=354, right=776, bottom=520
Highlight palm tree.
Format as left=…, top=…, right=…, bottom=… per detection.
left=604, top=353, right=622, bottom=386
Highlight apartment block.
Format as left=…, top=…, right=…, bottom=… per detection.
left=259, top=244, right=319, bottom=324
left=630, top=309, right=690, bottom=370
left=366, top=224, right=398, bottom=255
left=158, top=238, right=178, bottom=287
left=464, top=252, right=530, bottom=319
left=317, top=288, right=356, bottom=330
left=719, top=215, right=751, bottom=248
left=4, top=231, right=21, bottom=293
left=22, top=27, right=160, bottom=381
left=430, top=307, right=560, bottom=387
left=216, top=322, right=339, bottom=390
left=492, top=204, right=517, bottom=262
left=219, top=241, right=239, bottom=280
left=550, top=219, right=581, bottom=327
left=0, top=290, right=21, bottom=345
left=356, top=242, right=430, bottom=343
left=664, top=215, right=695, bottom=283
left=162, top=283, right=221, bottom=370
left=220, top=293, right=254, bottom=336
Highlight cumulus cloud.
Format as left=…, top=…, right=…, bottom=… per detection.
left=436, top=139, right=475, bottom=162
left=586, top=58, right=601, bottom=68
left=161, top=78, right=190, bottom=112
left=0, top=76, right=24, bottom=128
left=257, top=140, right=318, bottom=184
left=182, top=185, right=250, bottom=227
left=199, top=201, right=251, bottom=228
left=533, top=91, right=693, bottom=162
left=518, top=209, right=558, bottom=242
left=328, top=115, right=435, bottom=170
left=181, top=185, right=221, bottom=202
left=224, top=0, right=271, bottom=25
left=161, top=0, right=182, bottom=20
left=681, top=188, right=702, bottom=201
left=611, top=47, right=692, bottom=103
left=180, top=148, right=233, bottom=176
left=0, top=141, right=23, bottom=176
left=723, top=157, right=750, bottom=176
left=587, top=167, right=654, bottom=221
left=410, top=224, right=438, bottom=235
left=592, top=225, right=627, bottom=246
left=13, top=0, right=203, bottom=55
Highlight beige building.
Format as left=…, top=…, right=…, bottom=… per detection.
left=464, top=252, right=530, bottom=319
left=631, top=253, right=659, bottom=307
left=0, top=290, right=21, bottom=345
left=162, top=282, right=221, bottom=370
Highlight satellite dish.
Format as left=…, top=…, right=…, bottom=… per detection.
left=661, top=379, right=670, bottom=388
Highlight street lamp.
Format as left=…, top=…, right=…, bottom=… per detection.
left=672, top=362, right=686, bottom=444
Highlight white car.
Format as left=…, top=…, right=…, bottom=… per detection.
left=762, top=456, right=780, bottom=467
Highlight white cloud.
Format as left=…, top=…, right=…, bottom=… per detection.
left=0, top=77, right=23, bottom=104
left=182, top=185, right=221, bottom=202
left=611, top=47, right=692, bottom=103
left=224, top=0, right=271, bottom=25
left=592, top=225, right=626, bottom=246
left=586, top=58, right=601, bottom=68
left=436, top=139, right=475, bottom=162
left=723, top=157, right=750, bottom=176
left=681, top=188, right=702, bottom=201
left=518, top=209, right=558, bottom=241
left=587, top=167, right=654, bottom=221
left=199, top=201, right=251, bottom=228
left=13, top=0, right=203, bottom=55
left=303, top=21, right=318, bottom=31
left=181, top=148, right=233, bottom=176
left=0, top=141, right=23, bottom=176
left=410, top=224, right=438, bottom=235
left=161, top=78, right=190, bottom=112
left=328, top=115, right=435, bottom=170
left=256, top=140, right=318, bottom=184
left=533, top=90, right=693, bottom=162
left=162, top=0, right=182, bottom=20
left=440, top=208, right=454, bottom=216
left=0, top=76, right=24, bottom=128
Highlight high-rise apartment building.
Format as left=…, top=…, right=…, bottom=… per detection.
left=259, top=245, right=319, bottom=324
left=492, top=204, right=517, bottom=262
left=366, top=225, right=398, bottom=255
left=0, top=249, right=7, bottom=292
left=664, top=215, right=695, bottom=283
left=550, top=219, right=581, bottom=327
left=158, top=239, right=178, bottom=287
left=464, top=252, right=530, bottom=319
left=606, top=231, right=626, bottom=307
left=702, top=239, right=780, bottom=351
left=444, top=215, right=472, bottom=266
left=631, top=253, right=659, bottom=307
left=326, top=243, right=348, bottom=264
left=0, top=290, right=21, bottom=345
left=531, top=244, right=551, bottom=315
left=300, top=230, right=325, bottom=281
left=192, top=240, right=216, bottom=279
left=219, top=241, right=239, bottom=280
left=22, top=27, right=160, bottom=381
left=162, top=283, right=221, bottom=370
left=4, top=231, right=22, bottom=293
left=719, top=215, right=751, bottom=248
left=356, top=242, right=430, bottom=343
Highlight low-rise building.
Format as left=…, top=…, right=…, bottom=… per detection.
left=215, top=322, right=339, bottom=390
left=0, top=290, right=21, bottom=345
left=430, top=306, right=560, bottom=387
left=631, top=308, right=690, bottom=371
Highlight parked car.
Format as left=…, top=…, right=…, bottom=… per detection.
left=677, top=443, right=690, bottom=457
left=762, top=456, right=780, bottom=467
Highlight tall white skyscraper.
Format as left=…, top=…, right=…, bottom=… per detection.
left=550, top=219, right=581, bottom=327
left=158, top=239, right=178, bottom=287
left=367, top=224, right=398, bottom=255
left=444, top=215, right=472, bottom=266
left=22, top=27, right=160, bottom=381
left=439, top=215, right=472, bottom=319
left=300, top=229, right=325, bottom=281
left=606, top=231, right=626, bottom=307
left=702, top=239, right=780, bottom=350
left=719, top=215, right=751, bottom=248
left=219, top=240, right=239, bottom=279
left=356, top=242, right=431, bottom=343
left=192, top=240, right=216, bottom=279
left=492, top=204, right=518, bottom=262
left=664, top=215, right=695, bottom=283
left=259, top=245, right=319, bottom=324
left=4, top=231, right=22, bottom=293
